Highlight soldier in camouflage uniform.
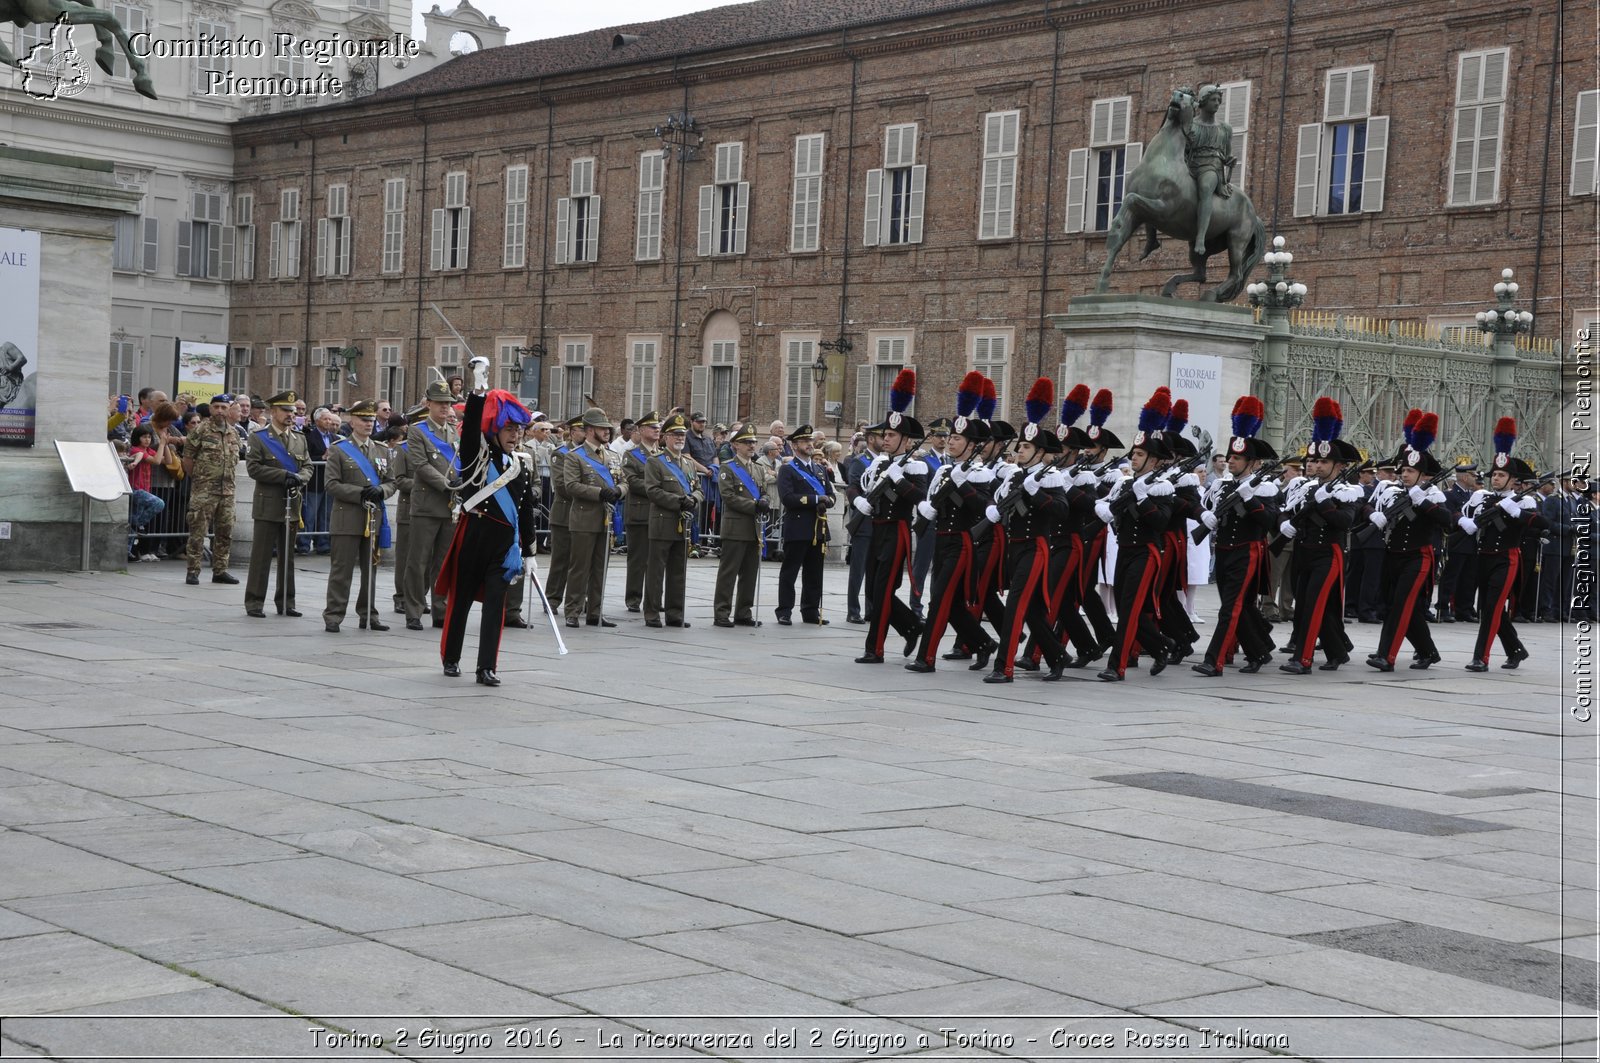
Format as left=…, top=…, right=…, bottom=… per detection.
left=183, top=393, right=243, bottom=586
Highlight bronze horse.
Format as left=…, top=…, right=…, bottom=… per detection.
left=1095, top=88, right=1263, bottom=302
left=2, top=0, right=156, bottom=98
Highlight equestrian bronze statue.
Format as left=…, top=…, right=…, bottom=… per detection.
left=1095, top=85, right=1264, bottom=302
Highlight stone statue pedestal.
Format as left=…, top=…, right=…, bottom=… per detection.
left=1050, top=294, right=1265, bottom=448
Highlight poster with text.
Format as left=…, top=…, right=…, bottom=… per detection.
left=175, top=340, right=228, bottom=399
left=1169, top=351, right=1224, bottom=456
left=0, top=227, right=41, bottom=447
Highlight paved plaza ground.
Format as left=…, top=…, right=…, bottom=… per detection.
left=0, top=555, right=1595, bottom=1062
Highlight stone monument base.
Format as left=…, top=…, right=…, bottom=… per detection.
left=1050, top=294, right=1265, bottom=446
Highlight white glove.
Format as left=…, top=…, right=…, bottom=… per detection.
left=1132, top=477, right=1151, bottom=501
left=469, top=356, right=491, bottom=392
left=1458, top=516, right=1478, bottom=535
left=967, top=466, right=994, bottom=484
left=1314, top=483, right=1335, bottom=502
left=1253, top=480, right=1279, bottom=500
left=1041, top=469, right=1067, bottom=489
left=853, top=495, right=872, bottom=516
left=1518, top=496, right=1537, bottom=511
left=1074, top=470, right=1097, bottom=487
left=1499, top=496, right=1520, bottom=517
left=1201, top=510, right=1218, bottom=530
left=886, top=461, right=905, bottom=483
left=1023, top=475, right=1041, bottom=495
left=1468, top=489, right=1488, bottom=507
left=1335, top=483, right=1365, bottom=503
left=1370, top=511, right=1388, bottom=530
left=985, top=504, right=1002, bottom=524
left=1409, top=486, right=1427, bottom=505
left=950, top=463, right=968, bottom=485
left=994, top=476, right=1012, bottom=501
left=1425, top=486, right=1446, bottom=504
left=1094, top=500, right=1114, bottom=524
left=1147, top=479, right=1175, bottom=497
left=1101, top=468, right=1123, bottom=486
left=1279, top=520, right=1298, bottom=539
left=916, top=500, right=935, bottom=521
left=1178, top=473, right=1201, bottom=489
left=1236, top=479, right=1255, bottom=500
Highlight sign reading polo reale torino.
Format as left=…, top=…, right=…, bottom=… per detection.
left=0, top=227, right=41, bottom=448
left=1169, top=351, right=1224, bottom=453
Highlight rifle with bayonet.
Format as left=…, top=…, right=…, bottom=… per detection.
left=1267, top=458, right=1375, bottom=555
left=1192, top=459, right=1284, bottom=545
left=1468, top=471, right=1560, bottom=538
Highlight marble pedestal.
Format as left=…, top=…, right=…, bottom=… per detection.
left=0, top=148, right=142, bottom=571
left=1050, top=294, right=1265, bottom=446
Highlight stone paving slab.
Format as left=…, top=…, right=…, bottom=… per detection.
left=0, top=559, right=1591, bottom=1061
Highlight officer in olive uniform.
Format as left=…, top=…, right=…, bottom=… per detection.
left=643, top=413, right=700, bottom=627
left=543, top=414, right=583, bottom=613
left=323, top=400, right=397, bottom=633
left=243, top=390, right=314, bottom=617
left=713, top=423, right=773, bottom=627
left=403, top=382, right=461, bottom=631
left=183, top=393, right=243, bottom=585
left=559, top=407, right=627, bottom=628
left=388, top=405, right=423, bottom=615
left=621, top=411, right=662, bottom=612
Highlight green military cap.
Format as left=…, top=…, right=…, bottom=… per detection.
left=424, top=380, right=454, bottom=403
left=636, top=410, right=662, bottom=428
left=662, top=412, right=690, bottom=434
left=347, top=399, right=379, bottom=418
left=267, top=390, right=298, bottom=408
left=788, top=423, right=815, bottom=441
left=565, top=413, right=585, bottom=429
left=730, top=423, right=758, bottom=443
left=926, top=417, right=954, bottom=436
left=581, top=407, right=613, bottom=429
left=404, top=404, right=426, bottom=420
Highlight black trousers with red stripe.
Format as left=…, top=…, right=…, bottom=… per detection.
left=865, top=518, right=920, bottom=656
left=1201, top=542, right=1273, bottom=669
left=441, top=518, right=512, bottom=672
left=915, top=532, right=994, bottom=665
left=996, top=537, right=1066, bottom=677
left=1080, top=527, right=1117, bottom=647
left=1026, top=536, right=1098, bottom=663
left=1108, top=542, right=1171, bottom=677
left=1375, top=547, right=1439, bottom=665
left=1288, top=543, right=1353, bottom=666
left=1156, top=531, right=1199, bottom=649
left=1472, top=550, right=1525, bottom=664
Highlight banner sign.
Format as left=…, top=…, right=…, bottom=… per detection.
left=1169, top=351, right=1224, bottom=456
left=175, top=339, right=228, bottom=398
left=0, top=227, right=42, bottom=447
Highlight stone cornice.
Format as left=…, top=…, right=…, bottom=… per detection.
left=0, top=97, right=233, bottom=148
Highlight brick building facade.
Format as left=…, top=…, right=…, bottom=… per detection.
left=226, top=0, right=1595, bottom=435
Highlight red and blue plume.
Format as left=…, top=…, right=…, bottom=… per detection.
left=1311, top=396, right=1340, bottom=444
left=1231, top=395, right=1263, bottom=439
left=1137, top=387, right=1171, bottom=435
left=956, top=371, right=985, bottom=418
left=1089, top=388, right=1113, bottom=428
left=1060, top=383, right=1090, bottom=427
left=1412, top=412, right=1438, bottom=454
left=1401, top=408, right=1422, bottom=446
left=481, top=389, right=532, bottom=435
left=1166, top=398, right=1190, bottom=438
left=888, top=368, right=916, bottom=415
left=977, top=378, right=997, bottom=421
left=1024, top=377, right=1054, bottom=426
left=1493, top=416, right=1517, bottom=456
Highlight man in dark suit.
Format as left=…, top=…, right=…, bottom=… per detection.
left=1537, top=478, right=1574, bottom=622
left=1435, top=462, right=1480, bottom=622
left=774, top=424, right=835, bottom=625
left=301, top=406, right=340, bottom=554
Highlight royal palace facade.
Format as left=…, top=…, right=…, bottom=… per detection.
left=225, top=0, right=1595, bottom=435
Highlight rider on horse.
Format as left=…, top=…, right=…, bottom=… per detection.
left=1184, top=85, right=1235, bottom=257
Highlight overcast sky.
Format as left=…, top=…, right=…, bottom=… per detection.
left=414, top=0, right=738, bottom=46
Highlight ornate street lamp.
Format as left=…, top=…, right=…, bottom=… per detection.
left=1246, top=236, right=1309, bottom=312
left=511, top=343, right=546, bottom=396
left=1477, top=267, right=1533, bottom=438
left=326, top=345, right=360, bottom=389
left=1247, top=236, right=1308, bottom=455
left=653, top=113, right=704, bottom=161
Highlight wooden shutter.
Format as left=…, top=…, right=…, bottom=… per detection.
left=1223, top=81, right=1250, bottom=190
left=455, top=208, right=469, bottom=268
left=315, top=217, right=328, bottom=276
left=1064, top=149, right=1089, bottom=232
left=855, top=363, right=876, bottom=425
left=142, top=217, right=158, bottom=271
left=176, top=221, right=192, bottom=277
left=1574, top=90, right=1600, bottom=196
left=697, top=185, right=714, bottom=256
left=430, top=209, right=445, bottom=270
left=1293, top=124, right=1322, bottom=217
left=547, top=366, right=565, bottom=419
left=218, top=222, right=234, bottom=280
left=1362, top=116, right=1390, bottom=212
left=268, top=221, right=280, bottom=278
left=1123, top=142, right=1143, bottom=177
left=885, top=124, right=917, bottom=168
left=555, top=198, right=571, bottom=265
left=906, top=166, right=926, bottom=244
left=732, top=182, right=749, bottom=254
left=690, top=365, right=709, bottom=417
left=585, top=195, right=601, bottom=262
left=863, top=169, right=883, bottom=246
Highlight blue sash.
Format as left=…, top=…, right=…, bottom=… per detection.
left=576, top=447, right=616, bottom=490
left=257, top=431, right=300, bottom=475
left=789, top=460, right=828, bottom=498
left=489, top=454, right=523, bottom=583
left=417, top=422, right=459, bottom=474
left=726, top=459, right=761, bottom=501
left=336, top=439, right=391, bottom=548
left=631, top=447, right=650, bottom=465
left=926, top=452, right=943, bottom=472
left=657, top=453, right=692, bottom=493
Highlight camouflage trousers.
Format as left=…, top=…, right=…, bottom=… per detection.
left=185, top=487, right=235, bottom=575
